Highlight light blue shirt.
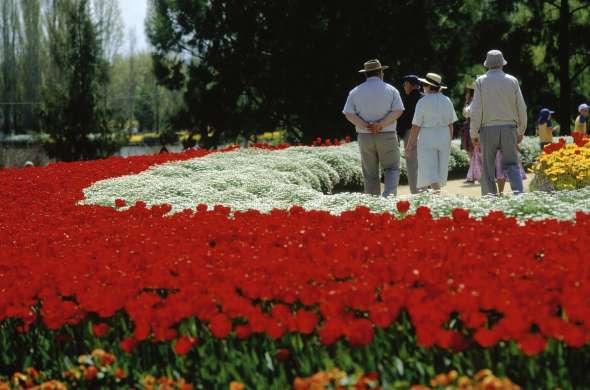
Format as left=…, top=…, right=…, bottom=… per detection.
left=342, top=77, right=404, bottom=133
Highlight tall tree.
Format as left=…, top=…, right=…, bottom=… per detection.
left=0, top=0, right=21, bottom=133
left=92, top=0, right=124, bottom=135
left=109, top=51, right=184, bottom=132
left=550, top=0, right=590, bottom=133
left=127, top=28, right=137, bottom=130
left=146, top=0, right=473, bottom=146
left=92, top=0, right=124, bottom=62
left=506, top=0, right=590, bottom=134
left=21, top=0, right=42, bottom=131
left=41, top=0, right=118, bottom=161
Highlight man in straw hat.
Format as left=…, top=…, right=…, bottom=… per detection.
left=469, top=49, right=527, bottom=195
left=342, top=59, right=405, bottom=197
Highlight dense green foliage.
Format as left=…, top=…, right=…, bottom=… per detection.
left=108, top=52, right=184, bottom=135
left=2, top=314, right=590, bottom=389
left=2, top=0, right=590, bottom=158
left=0, top=0, right=183, bottom=161
left=146, top=0, right=590, bottom=146
left=41, top=0, right=118, bottom=161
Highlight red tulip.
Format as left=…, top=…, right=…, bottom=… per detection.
left=275, top=348, right=291, bottom=361
left=209, top=314, right=232, bottom=339
left=396, top=200, right=410, bottom=214
left=173, top=336, right=197, bottom=355
left=91, top=323, right=110, bottom=337
left=120, top=337, right=137, bottom=353
left=346, top=319, right=374, bottom=347
left=0, top=140, right=588, bottom=359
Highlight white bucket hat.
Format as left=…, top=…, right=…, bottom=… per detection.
left=484, top=50, right=508, bottom=68
left=579, top=103, right=589, bottom=112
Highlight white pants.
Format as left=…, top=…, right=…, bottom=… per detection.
left=417, top=127, right=451, bottom=188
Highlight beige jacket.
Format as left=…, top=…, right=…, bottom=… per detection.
left=469, top=69, right=527, bottom=138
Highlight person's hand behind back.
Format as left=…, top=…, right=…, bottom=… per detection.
left=367, top=122, right=383, bottom=134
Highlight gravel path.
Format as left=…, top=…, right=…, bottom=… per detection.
left=397, top=176, right=534, bottom=198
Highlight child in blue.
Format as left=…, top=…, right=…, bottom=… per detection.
left=537, top=108, right=554, bottom=150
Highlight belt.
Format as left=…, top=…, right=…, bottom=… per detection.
left=480, top=124, right=516, bottom=130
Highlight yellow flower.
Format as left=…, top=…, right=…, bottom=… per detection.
left=474, top=369, right=492, bottom=381
left=533, top=141, right=590, bottom=190
left=142, top=375, right=156, bottom=387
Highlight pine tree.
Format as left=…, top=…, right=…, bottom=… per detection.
left=21, top=0, right=42, bottom=131
left=41, top=0, right=119, bottom=161
left=0, top=0, right=21, bottom=133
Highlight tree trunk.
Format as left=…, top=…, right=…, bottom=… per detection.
left=1, top=1, right=12, bottom=133
left=155, top=84, right=160, bottom=133
left=127, top=29, right=137, bottom=131
left=558, top=0, right=571, bottom=134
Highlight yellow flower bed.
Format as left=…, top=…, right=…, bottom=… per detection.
left=532, top=142, right=590, bottom=190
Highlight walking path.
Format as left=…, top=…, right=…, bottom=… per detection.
left=397, top=176, right=533, bottom=198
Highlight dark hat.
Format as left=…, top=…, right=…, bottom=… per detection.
left=402, top=75, right=421, bottom=86
left=538, top=108, right=554, bottom=124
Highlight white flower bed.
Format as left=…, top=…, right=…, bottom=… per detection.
left=82, top=139, right=589, bottom=221
left=82, top=143, right=365, bottom=212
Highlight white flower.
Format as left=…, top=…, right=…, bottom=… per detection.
left=82, top=138, right=589, bottom=221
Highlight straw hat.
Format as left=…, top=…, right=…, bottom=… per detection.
left=418, top=73, right=447, bottom=89
left=466, top=81, right=476, bottom=90
left=358, top=59, right=389, bottom=73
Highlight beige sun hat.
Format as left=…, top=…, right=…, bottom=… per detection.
left=418, top=73, right=447, bottom=89
left=484, top=50, right=508, bottom=68
left=358, top=59, right=390, bottom=73
left=467, top=81, right=476, bottom=90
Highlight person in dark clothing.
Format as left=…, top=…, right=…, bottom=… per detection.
left=397, top=75, right=423, bottom=194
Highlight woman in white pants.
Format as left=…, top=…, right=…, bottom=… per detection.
left=406, top=73, right=457, bottom=192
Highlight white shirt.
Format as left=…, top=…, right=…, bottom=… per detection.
left=342, top=77, right=404, bottom=133
left=469, top=69, right=527, bottom=138
left=412, top=92, right=458, bottom=128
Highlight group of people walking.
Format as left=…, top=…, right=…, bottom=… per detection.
left=343, top=49, right=527, bottom=197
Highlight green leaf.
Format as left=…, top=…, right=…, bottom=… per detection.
left=394, top=356, right=404, bottom=376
